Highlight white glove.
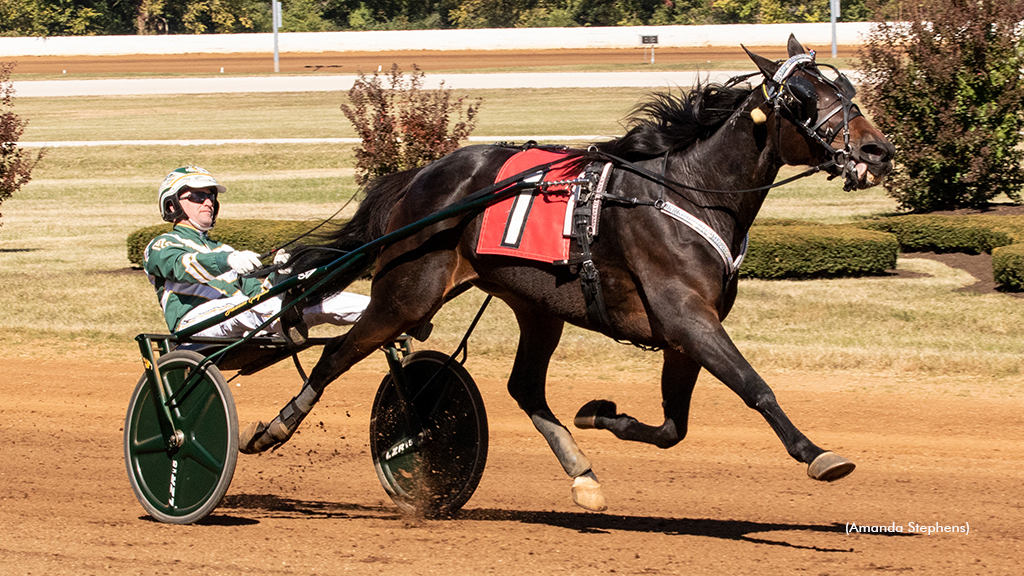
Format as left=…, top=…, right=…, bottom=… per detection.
left=273, top=250, right=290, bottom=266
left=228, top=250, right=262, bottom=274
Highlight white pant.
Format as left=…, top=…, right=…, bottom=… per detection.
left=177, top=291, right=370, bottom=338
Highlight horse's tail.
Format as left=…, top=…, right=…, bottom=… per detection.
left=285, top=166, right=424, bottom=294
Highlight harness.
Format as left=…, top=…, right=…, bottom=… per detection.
left=554, top=54, right=862, bottom=331
left=552, top=156, right=750, bottom=331
left=568, top=161, right=615, bottom=328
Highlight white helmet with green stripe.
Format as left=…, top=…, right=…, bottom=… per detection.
left=158, top=166, right=227, bottom=223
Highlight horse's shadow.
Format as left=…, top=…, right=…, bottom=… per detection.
left=462, top=509, right=860, bottom=552
left=212, top=494, right=907, bottom=552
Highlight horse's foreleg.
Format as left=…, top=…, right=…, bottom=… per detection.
left=679, top=309, right=855, bottom=482
left=506, top=309, right=607, bottom=511
left=575, top=348, right=698, bottom=450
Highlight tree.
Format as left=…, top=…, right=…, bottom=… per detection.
left=450, top=0, right=528, bottom=28
left=281, top=0, right=335, bottom=32
left=136, top=0, right=169, bottom=34
left=0, top=0, right=107, bottom=36
left=1, top=63, right=43, bottom=230
left=857, top=0, right=1024, bottom=211
left=340, top=64, right=481, bottom=185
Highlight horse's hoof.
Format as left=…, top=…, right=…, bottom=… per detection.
left=239, top=421, right=282, bottom=454
left=807, top=451, right=856, bottom=482
left=239, top=421, right=267, bottom=454
left=574, top=400, right=618, bottom=430
left=571, top=471, right=608, bottom=512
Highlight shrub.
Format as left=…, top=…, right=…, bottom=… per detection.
left=130, top=219, right=902, bottom=281
left=993, top=243, right=1024, bottom=291
left=741, top=225, right=898, bottom=279
left=340, top=64, right=481, bottom=186
left=126, top=220, right=324, bottom=267
left=1, top=62, right=43, bottom=229
left=858, top=215, right=1014, bottom=254
left=857, top=0, right=1024, bottom=211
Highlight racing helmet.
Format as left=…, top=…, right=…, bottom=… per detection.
left=157, top=166, right=226, bottom=223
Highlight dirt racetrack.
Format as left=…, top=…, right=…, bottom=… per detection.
left=3, top=47, right=1023, bottom=575
left=2, top=354, right=1022, bottom=575
left=9, top=45, right=860, bottom=76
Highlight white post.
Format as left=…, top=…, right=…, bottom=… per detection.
left=640, top=35, right=658, bottom=65
left=830, top=0, right=840, bottom=58
left=272, top=0, right=281, bottom=73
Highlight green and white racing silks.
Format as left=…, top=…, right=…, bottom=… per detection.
left=144, top=224, right=264, bottom=331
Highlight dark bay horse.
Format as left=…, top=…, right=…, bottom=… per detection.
left=241, top=35, right=895, bottom=511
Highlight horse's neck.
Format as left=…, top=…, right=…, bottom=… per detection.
left=670, top=103, right=780, bottom=238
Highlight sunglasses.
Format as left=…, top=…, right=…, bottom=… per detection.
left=180, top=189, right=218, bottom=204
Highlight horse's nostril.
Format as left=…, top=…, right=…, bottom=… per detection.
left=860, top=142, right=894, bottom=164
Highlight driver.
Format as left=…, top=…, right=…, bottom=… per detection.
left=143, top=165, right=369, bottom=339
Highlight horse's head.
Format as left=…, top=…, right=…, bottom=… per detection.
left=743, top=35, right=894, bottom=191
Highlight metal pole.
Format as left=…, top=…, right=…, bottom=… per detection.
left=272, top=0, right=281, bottom=73
left=831, top=0, right=840, bottom=58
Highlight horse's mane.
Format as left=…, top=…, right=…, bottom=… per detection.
left=594, top=81, right=754, bottom=160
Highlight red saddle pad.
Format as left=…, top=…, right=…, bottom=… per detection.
left=476, top=148, right=583, bottom=263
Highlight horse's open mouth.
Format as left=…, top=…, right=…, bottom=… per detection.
left=824, top=159, right=889, bottom=190
left=849, top=131, right=895, bottom=189
left=854, top=160, right=892, bottom=188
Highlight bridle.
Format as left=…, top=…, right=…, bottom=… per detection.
left=757, top=52, right=865, bottom=191
left=587, top=53, right=866, bottom=199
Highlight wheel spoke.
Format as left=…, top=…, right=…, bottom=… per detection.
left=181, top=437, right=224, bottom=475
left=132, top=433, right=168, bottom=455
left=178, top=390, right=218, bottom=430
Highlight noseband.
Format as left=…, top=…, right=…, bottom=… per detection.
left=758, top=52, right=864, bottom=191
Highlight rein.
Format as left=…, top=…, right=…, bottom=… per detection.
left=592, top=149, right=837, bottom=197
left=581, top=55, right=859, bottom=201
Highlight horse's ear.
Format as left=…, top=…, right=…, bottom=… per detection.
left=743, top=45, right=779, bottom=78
left=787, top=34, right=807, bottom=57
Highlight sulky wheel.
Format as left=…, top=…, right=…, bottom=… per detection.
left=124, top=350, right=238, bottom=524
left=370, top=350, right=488, bottom=518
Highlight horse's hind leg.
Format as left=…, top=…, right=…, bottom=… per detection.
left=238, top=320, right=403, bottom=454
left=239, top=278, right=444, bottom=454
left=575, top=348, right=699, bottom=450
left=506, top=308, right=607, bottom=512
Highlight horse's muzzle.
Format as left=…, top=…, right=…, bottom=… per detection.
left=834, top=129, right=895, bottom=190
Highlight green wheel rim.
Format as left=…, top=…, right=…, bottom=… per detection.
left=370, top=350, right=488, bottom=518
left=124, top=350, right=237, bottom=524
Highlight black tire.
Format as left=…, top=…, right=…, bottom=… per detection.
left=124, top=350, right=238, bottom=524
left=370, top=350, right=488, bottom=518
